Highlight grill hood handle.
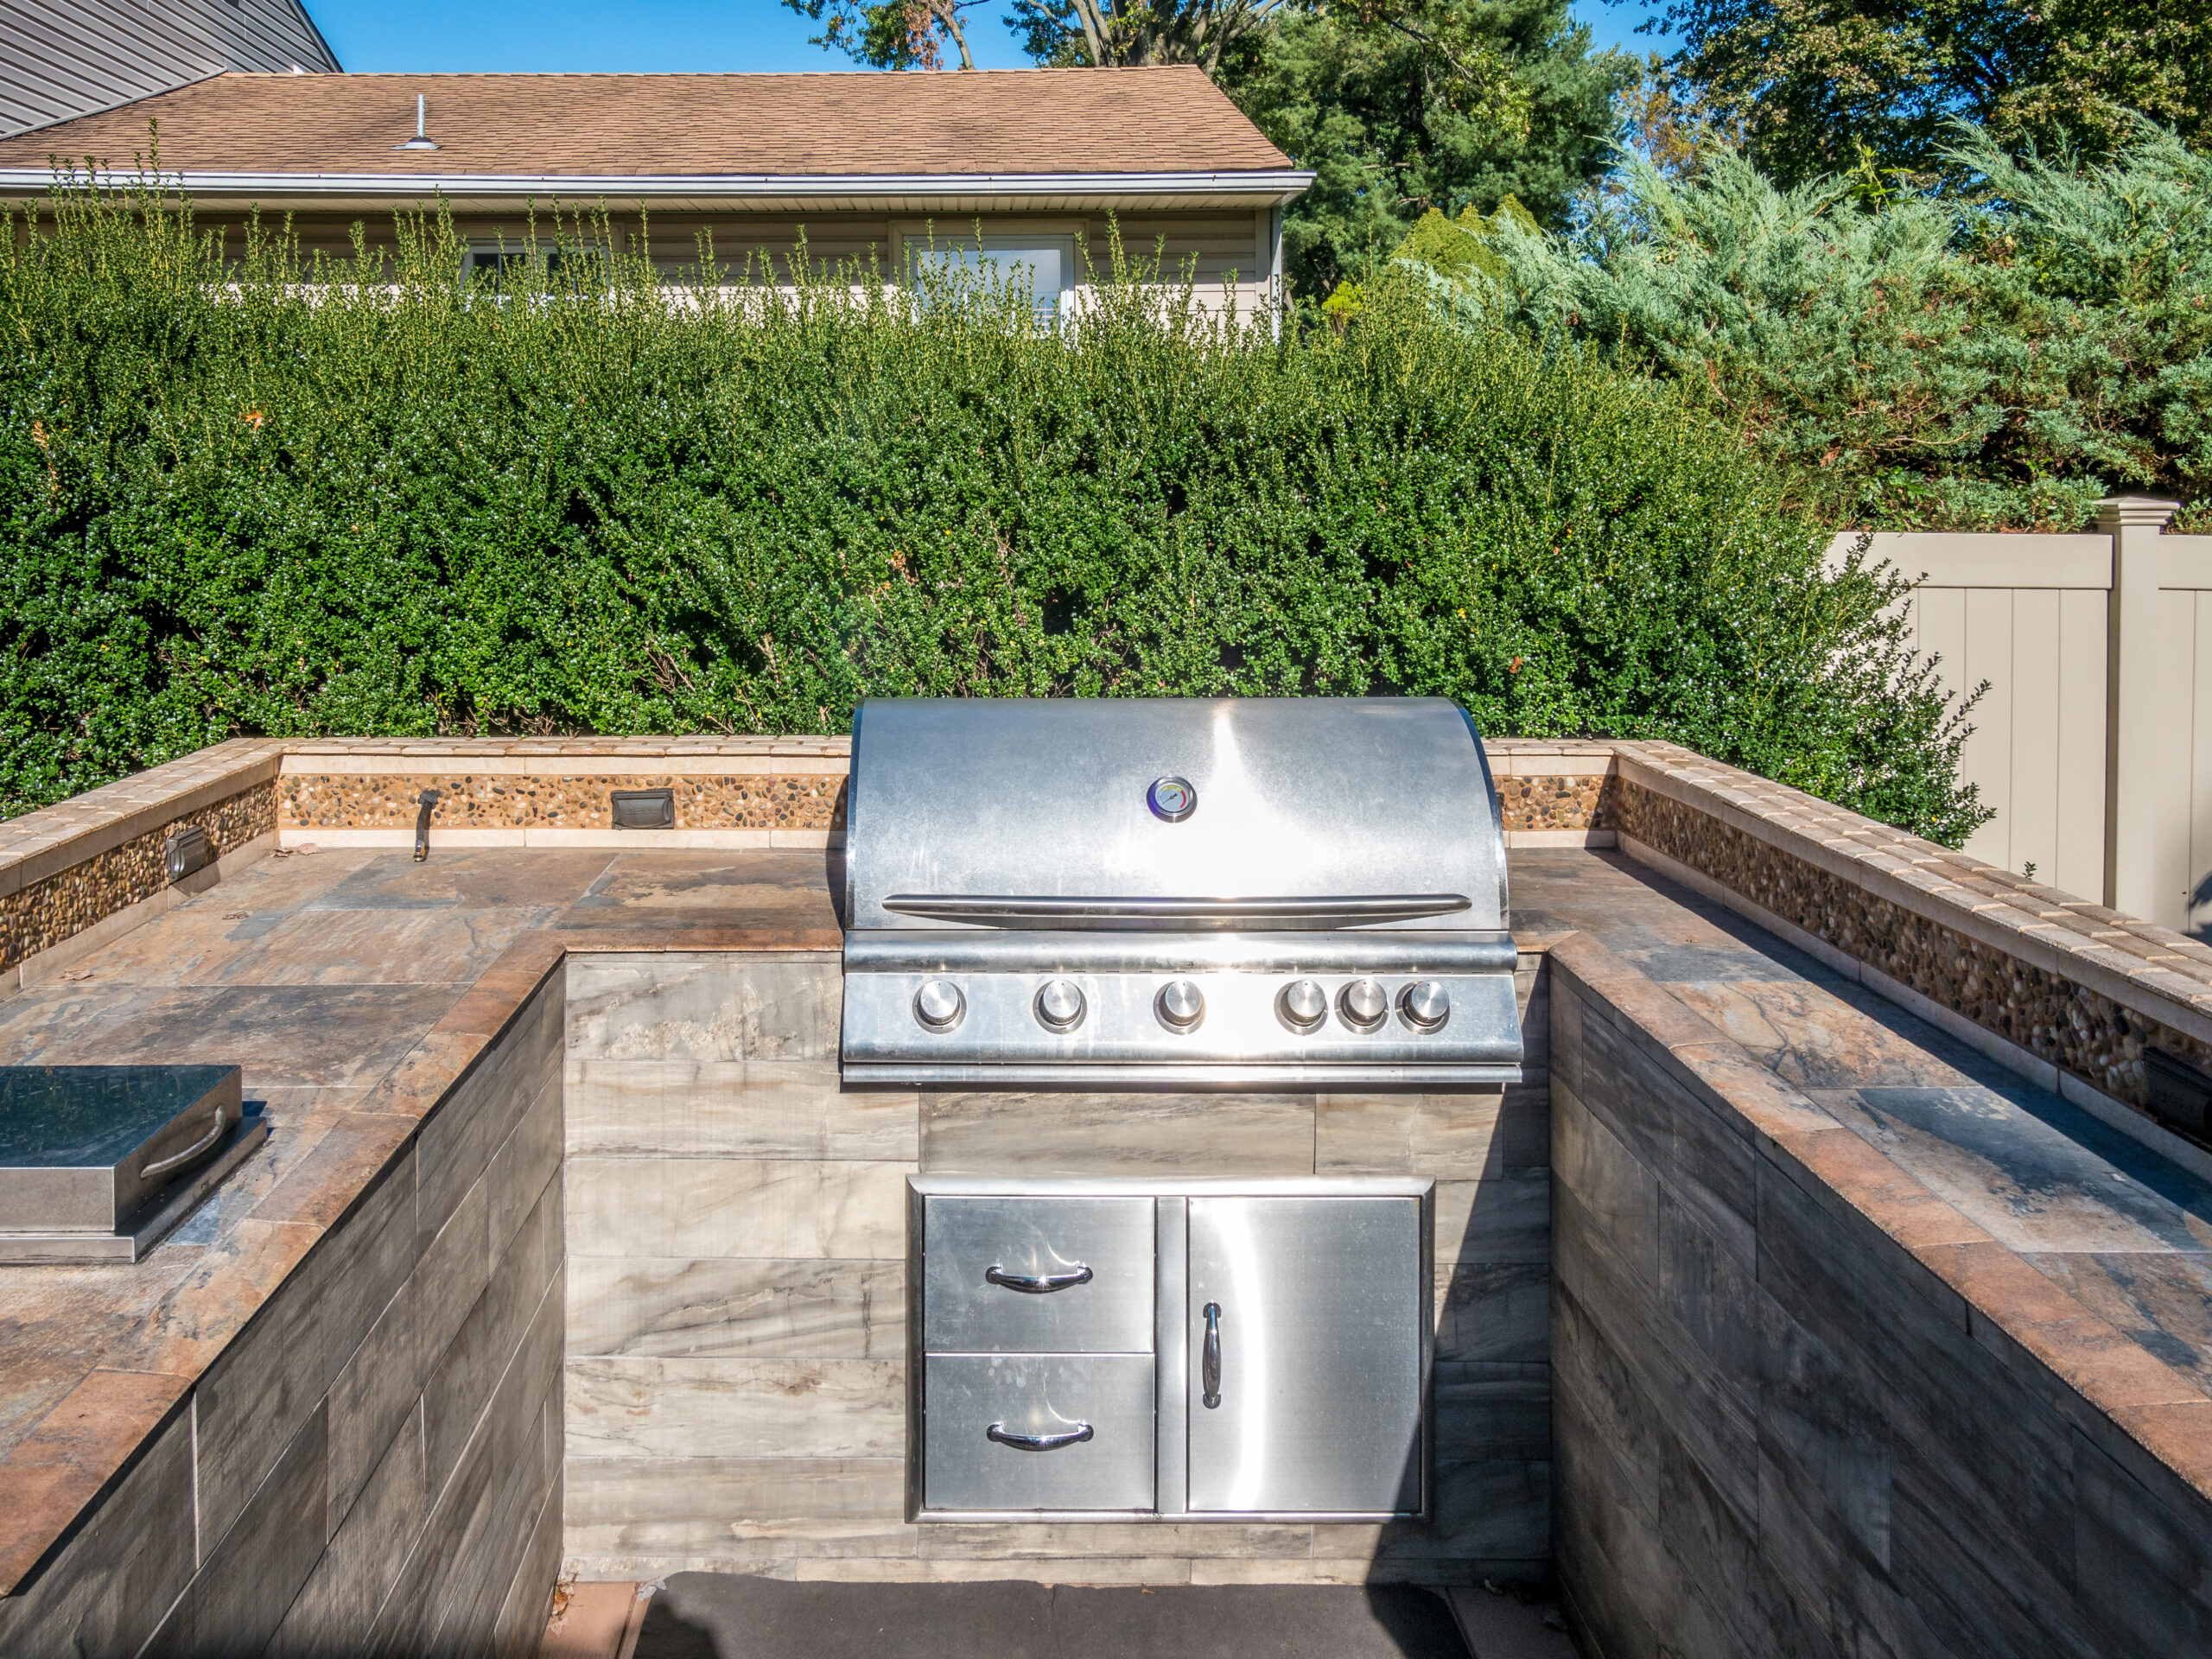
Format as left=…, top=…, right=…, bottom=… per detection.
left=880, top=893, right=1471, bottom=929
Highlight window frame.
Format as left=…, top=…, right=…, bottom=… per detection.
left=462, top=242, right=607, bottom=293
left=896, top=228, right=1084, bottom=321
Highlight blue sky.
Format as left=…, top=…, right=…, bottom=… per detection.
left=309, top=0, right=1675, bottom=75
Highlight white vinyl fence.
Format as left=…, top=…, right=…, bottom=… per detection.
left=1829, top=499, right=2212, bottom=935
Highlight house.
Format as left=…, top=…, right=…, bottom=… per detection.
left=0, top=67, right=1313, bottom=318
left=0, top=0, right=340, bottom=138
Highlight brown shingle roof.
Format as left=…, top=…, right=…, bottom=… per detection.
left=0, top=67, right=1292, bottom=178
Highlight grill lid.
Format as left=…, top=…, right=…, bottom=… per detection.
left=845, top=697, right=1508, bottom=933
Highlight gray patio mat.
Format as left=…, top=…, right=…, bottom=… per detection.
left=633, top=1574, right=1471, bottom=1659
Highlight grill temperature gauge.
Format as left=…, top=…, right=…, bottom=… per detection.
left=1147, top=776, right=1198, bottom=822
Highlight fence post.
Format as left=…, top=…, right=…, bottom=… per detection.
left=2101, top=494, right=2183, bottom=918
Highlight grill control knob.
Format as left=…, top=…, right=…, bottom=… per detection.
left=1338, top=978, right=1389, bottom=1033
left=1034, top=978, right=1087, bottom=1033
left=1277, top=979, right=1328, bottom=1033
left=1398, top=980, right=1452, bottom=1033
left=1156, top=979, right=1205, bottom=1032
left=913, top=979, right=965, bottom=1033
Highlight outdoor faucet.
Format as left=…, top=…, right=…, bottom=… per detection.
left=413, top=789, right=442, bottom=861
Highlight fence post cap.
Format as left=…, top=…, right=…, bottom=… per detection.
left=2095, top=495, right=2183, bottom=531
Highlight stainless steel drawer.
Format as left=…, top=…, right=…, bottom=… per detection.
left=921, top=1196, right=1154, bottom=1354
left=922, top=1353, right=1155, bottom=1513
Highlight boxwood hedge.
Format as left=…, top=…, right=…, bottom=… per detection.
left=0, top=181, right=1984, bottom=843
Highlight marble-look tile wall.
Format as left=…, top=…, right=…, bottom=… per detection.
left=0, top=969, right=569, bottom=1656
left=561, top=951, right=915, bottom=1578
left=561, top=951, right=1553, bottom=1586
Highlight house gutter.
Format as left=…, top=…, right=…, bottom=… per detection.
left=0, top=167, right=1316, bottom=207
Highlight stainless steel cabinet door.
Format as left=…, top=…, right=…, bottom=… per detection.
left=1185, top=1196, right=1424, bottom=1516
left=923, top=1197, right=1154, bottom=1354
left=923, top=1354, right=1156, bottom=1513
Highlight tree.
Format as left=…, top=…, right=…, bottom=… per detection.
left=1402, top=118, right=2212, bottom=530
left=1004, top=0, right=1291, bottom=69
left=1643, top=0, right=2212, bottom=186
left=1219, top=0, right=1636, bottom=300
left=1614, top=51, right=1741, bottom=178
left=783, top=0, right=985, bottom=69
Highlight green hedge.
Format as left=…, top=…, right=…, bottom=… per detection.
left=0, top=184, right=1983, bottom=843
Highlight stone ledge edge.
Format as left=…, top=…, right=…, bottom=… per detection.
left=0, top=920, right=836, bottom=1602
left=1546, top=928, right=2212, bottom=1522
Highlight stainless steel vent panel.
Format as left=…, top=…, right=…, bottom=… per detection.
left=846, top=697, right=1505, bottom=933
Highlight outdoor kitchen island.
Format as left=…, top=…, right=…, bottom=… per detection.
left=1, top=733, right=2210, bottom=1658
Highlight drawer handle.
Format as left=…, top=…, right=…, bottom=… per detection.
left=1202, top=1301, right=1222, bottom=1408
left=988, top=1422, right=1095, bottom=1452
left=985, top=1263, right=1093, bottom=1294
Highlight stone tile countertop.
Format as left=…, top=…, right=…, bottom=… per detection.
left=1516, top=849, right=2212, bottom=1417
left=0, top=847, right=839, bottom=1595
left=4, top=841, right=2211, bottom=1601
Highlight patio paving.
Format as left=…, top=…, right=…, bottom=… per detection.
left=626, top=1575, right=1472, bottom=1658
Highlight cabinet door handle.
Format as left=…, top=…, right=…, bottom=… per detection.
left=985, top=1263, right=1093, bottom=1294
left=987, top=1422, right=1094, bottom=1452
left=1202, top=1301, right=1222, bottom=1408
left=139, top=1107, right=228, bottom=1181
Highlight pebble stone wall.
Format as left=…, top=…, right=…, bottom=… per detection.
left=1, top=781, right=276, bottom=976
left=279, top=773, right=847, bottom=833
left=1493, top=772, right=1615, bottom=834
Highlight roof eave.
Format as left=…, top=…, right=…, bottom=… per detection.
left=0, top=168, right=1316, bottom=208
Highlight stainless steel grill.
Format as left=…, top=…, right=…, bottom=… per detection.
left=840, top=696, right=1523, bottom=1089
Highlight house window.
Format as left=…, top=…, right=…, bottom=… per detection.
left=907, top=236, right=1077, bottom=321
left=465, top=245, right=527, bottom=286
left=464, top=245, right=603, bottom=290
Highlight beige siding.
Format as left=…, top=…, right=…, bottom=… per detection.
left=196, top=205, right=1278, bottom=321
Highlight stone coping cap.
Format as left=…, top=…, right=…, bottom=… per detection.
left=280, top=736, right=851, bottom=755
left=0, top=741, right=288, bottom=897
left=1547, top=928, right=2212, bottom=1520
left=0, top=738, right=853, bottom=896
left=0, top=915, right=839, bottom=1600
left=1608, top=741, right=2212, bottom=1054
